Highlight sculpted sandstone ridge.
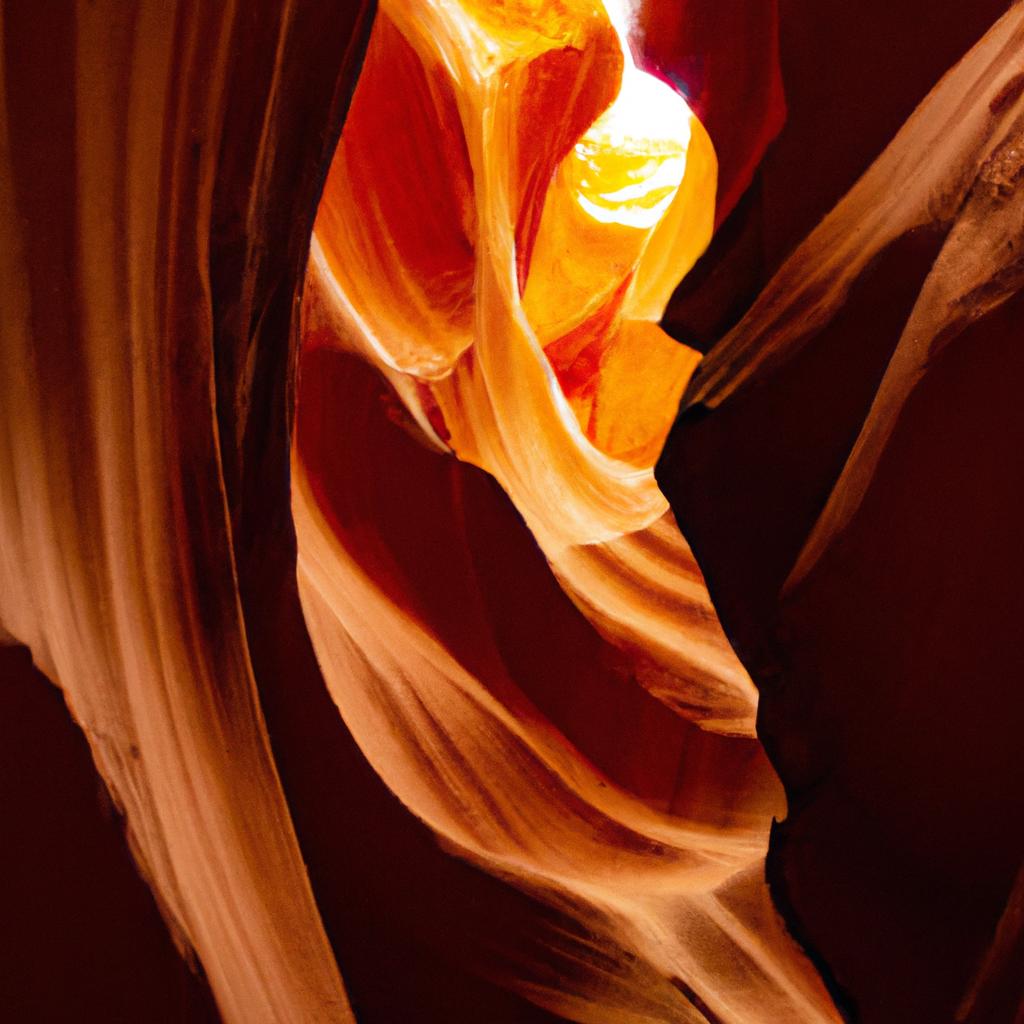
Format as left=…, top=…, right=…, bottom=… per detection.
left=0, top=2, right=1021, bottom=1022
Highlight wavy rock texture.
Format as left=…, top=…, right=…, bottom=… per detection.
left=294, top=4, right=837, bottom=1022
left=2, top=0, right=1022, bottom=1022
left=0, top=2, right=371, bottom=1020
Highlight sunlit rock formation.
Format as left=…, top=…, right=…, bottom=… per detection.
left=0, top=0, right=1021, bottom=1022
left=295, top=2, right=838, bottom=1021
left=0, top=4, right=369, bottom=1021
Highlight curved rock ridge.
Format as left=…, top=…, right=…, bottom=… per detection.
left=295, top=2, right=837, bottom=1021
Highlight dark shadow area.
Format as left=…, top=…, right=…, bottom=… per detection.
left=663, top=0, right=1012, bottom=350
left=660, top=8, right=1023, bottom=1015
left=0, top=645, right=221, bottom=1024
left=660, top=180, right=1024, bottom=1024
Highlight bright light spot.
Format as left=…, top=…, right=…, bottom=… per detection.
left=568, top=3, right=694, bottom=232
left=572, top=68, right=692, bottom=229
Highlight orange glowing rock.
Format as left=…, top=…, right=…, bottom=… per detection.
left=308, top=0, right=751, bottom=735
left=294, top=3, right=837, bottom=1021
left=4, top=1, right=1020, bottom=1021
left=314, top=0, right=714, bottom=476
